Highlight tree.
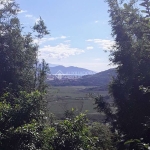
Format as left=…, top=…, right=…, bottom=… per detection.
left=89, top=122, right=115, bottom=150
left=0, top=0, right=49, bottom=149
left=41, top=113, right=115, bottom=150
left=0, top=91, right=44, bottom=150
left=96, top=0, right=150, bottom=146
left=0, top=0, right=49, bottom=94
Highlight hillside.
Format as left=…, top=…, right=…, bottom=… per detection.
left=50, top=65, right=96, bottom=75
left=49, top=68, right=116, bottom=90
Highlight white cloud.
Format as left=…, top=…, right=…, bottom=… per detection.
left=60, top=36, right=67, bottom=39
left=64, top=40, right=71, bottom=43
left=95, top=20, right=99, bottom=23
left=39, top=43, right=84, bottom=59
left=25, top=14, right=39, bottom=23
left=86, top=39, right=93, bottom=42
left=86, top=39, right=115, bottom=51
left=33, top=36, right=68, bottom=45
left=86, top=46, right=93, bottom=50
left=25, top=14, right=33, bottom=18
left=18, top=10, right=27, bottom=14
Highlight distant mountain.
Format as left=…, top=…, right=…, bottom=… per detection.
left=49, top=65, right=96, bottom=75
left=48, top=63, right=59, bottom=67
left=49, top=68, right=117, bottom=90
left=77, top=68, right=116, bottom=86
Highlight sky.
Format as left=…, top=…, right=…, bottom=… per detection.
left=16, top=0, right=114, bottom=72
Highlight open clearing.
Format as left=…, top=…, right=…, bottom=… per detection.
left=46, top=86, right=111, bottom=121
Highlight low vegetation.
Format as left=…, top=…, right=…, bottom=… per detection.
left=46, top=86, right=110, bottom=121
left=41, top=113, right=114, bottom=150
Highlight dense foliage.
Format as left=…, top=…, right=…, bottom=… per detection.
left=41, top=113, right=114, bottom=150
left=95, top=0, right=150, bottom=149
left=0, top=0, right=116, bottom=150
left=0, top=0, right=49, bottom=149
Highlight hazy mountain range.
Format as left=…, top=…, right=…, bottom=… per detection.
left=49, top=65, right=96, bottom=75
left=48, top=67, right=116, bottom=90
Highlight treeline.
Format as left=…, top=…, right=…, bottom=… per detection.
left=1, top=0, right=150, bottom=150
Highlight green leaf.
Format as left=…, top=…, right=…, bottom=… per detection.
left=123, top=3, right=128, bottom=8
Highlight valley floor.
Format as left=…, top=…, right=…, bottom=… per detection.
left=46, top=86, right=112, bottom=121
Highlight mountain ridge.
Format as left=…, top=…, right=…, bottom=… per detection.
left=48, top=68, right=117, bottom=90
left=50, top=65, right=96, bottom=75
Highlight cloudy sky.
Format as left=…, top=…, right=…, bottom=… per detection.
left=16, top=0, right=114, bottom=72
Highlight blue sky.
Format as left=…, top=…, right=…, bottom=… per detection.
left=16, top=0, right=114, bottom=72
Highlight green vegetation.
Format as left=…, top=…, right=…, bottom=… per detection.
left=0, top=0, right=49, bottom=149
left=41, top=113, right=114, bottom=150
left=95, top=0, right=150, bottom=149
left=46, top=86, right=110, bottom=121
left=0, top=0, right=115, bottom=150
left=1, top=0, right=150, bottom=149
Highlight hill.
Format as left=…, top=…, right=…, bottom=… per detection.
left=48, top=68, right=116, bottom=90
left=50, top=65, right=96, bottom=75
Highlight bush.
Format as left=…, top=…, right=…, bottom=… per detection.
left=41, top=113, right=115, bottom=150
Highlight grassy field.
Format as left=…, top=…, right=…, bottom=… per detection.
left=46, top=86, right=111, bottom=121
